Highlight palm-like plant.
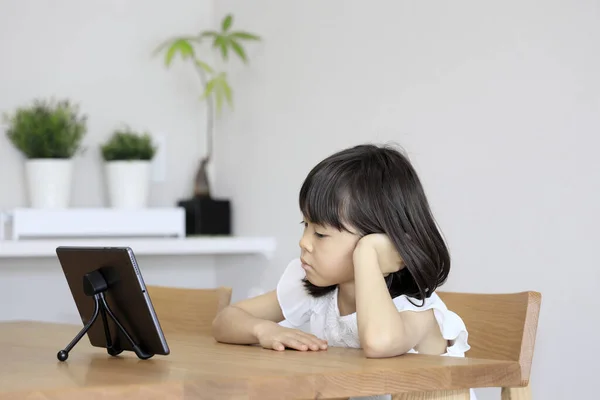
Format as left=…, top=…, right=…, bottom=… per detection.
left=154, top=14, right=260, bottom=197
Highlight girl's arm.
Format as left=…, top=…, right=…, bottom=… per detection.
left=212, top=290, right=328, bottom=351
left=212, top=290, right=284, bottom=344
left=353, top=235, right=438, bottom=358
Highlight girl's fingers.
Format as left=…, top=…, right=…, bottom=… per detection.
left=272, top=341, right=285, bottom=351
left=302, top=337, right=325, bottom=350
left=297, top=333, right=328, bottom=349
left=292, top=334, right=327, bottom=351
left=267, top=329, right=328, bottom=352
left=282, top=338, right=309, bottom=351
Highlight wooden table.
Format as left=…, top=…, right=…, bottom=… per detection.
left=1, top=321, right=522, bottom=399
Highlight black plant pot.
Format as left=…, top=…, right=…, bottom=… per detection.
left=177, top=195, right=231, bottom=236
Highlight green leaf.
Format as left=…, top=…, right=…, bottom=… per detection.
left=222, top=14, right=233, bottom=31
left=152, top=39, right=171, bottom=57
left=213, top=36, right=229, bottom=60
left=214, top=86, right=224, bottom=114
left=164, top=39, right=195, bottom=66
left=201, top=77, right=217, bottom=101
left=153, top=36, right=199, bottom=57
left=221, top=78, right=233, bottom=108
left=200, top=30, right=218, bottom=39
left=230, top=31, right=261, bottom=41
left=201, top=73, right=233, bottom=115
left=100, top=127, right=157, bottom=161
left=195, top=59, right=214, bottom=73
left=229, top=39, right=247, bottom=63
left=215, top=74, right=233, bottom=112
left=4, top=98, right=87, bottom=159
left=220, top=42, right=228, bottom=59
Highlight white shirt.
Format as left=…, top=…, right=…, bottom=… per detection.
left=276, top=258, right=476, bottom=400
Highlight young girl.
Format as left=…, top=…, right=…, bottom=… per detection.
left=212, top=144, right=471, bottom=400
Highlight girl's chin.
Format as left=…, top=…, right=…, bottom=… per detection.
left=305, top=276, right=332, bottom=288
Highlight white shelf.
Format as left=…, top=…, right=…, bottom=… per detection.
left=0, top=237, right=276, bottom=259
left=2, top=208, right=185, bottom=240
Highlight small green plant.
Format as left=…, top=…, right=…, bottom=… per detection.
left=3, top=98, right=87, bottom=159
left=101, top=127, right=157, bottom=162
left=155, top=14, right=261, bottom=116
left=154, top=14, right=261, bottom=197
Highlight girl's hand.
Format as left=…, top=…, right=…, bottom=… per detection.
left=254, top=321, right=328, bottom=351
left=354, top=234, right=403, bottom=274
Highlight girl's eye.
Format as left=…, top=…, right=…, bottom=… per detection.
left=301, top=220, right=327, bottom=238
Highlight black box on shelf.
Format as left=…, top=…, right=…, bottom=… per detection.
left=177, top=196, right=231, bottom=236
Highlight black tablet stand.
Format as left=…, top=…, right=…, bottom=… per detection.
left=57, top=269, right=153, bottom=362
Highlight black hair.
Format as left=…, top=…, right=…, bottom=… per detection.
left=299, top=143, right=450, bottom=305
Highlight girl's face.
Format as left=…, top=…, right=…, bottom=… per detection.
left=299, top=219, right=361, bottom=287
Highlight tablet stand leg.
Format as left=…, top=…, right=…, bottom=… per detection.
left=57, top=270, right=153, bottom=362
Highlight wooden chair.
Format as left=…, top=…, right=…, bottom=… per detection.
left=392, top=292, right=542, bottom=400
left=395, top=291, right=541, bottom=400
left=145, top=285, right=232, bottom=336
left=145, top=286, right=541, bottom=399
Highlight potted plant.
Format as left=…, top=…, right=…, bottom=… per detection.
left=154, top=14, right=260, bottom=235
left=100, top=127, right=157, bottom=208
left=154, top=13, right=260, bottom=198
left=3, top=98, right=87, bottom=209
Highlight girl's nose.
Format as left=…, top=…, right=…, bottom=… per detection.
left=299, top=234, right=313, bottom=253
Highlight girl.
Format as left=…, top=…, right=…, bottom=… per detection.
left=212, top=144, right=471, bottom=400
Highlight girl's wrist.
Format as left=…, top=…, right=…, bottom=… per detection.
left=252, top=319, right=277, bottom=340
left=353, top=244, right=379, bottom=270
left=354, top=234, right=403, bottom=274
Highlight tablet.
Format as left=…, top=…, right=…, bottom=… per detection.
left=56, top=246, right=170, bottom=359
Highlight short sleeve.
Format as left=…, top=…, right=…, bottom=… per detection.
left=276, top=258, right=314, bottom=327
left=392, top=293, right=471, bottom=357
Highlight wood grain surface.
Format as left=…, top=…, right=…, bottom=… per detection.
left=0, top=321, right=523, bottom=400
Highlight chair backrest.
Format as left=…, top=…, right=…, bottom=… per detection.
left=146, top=285, right=232, bottom=336
left=437, top=291, right=541, bottom=385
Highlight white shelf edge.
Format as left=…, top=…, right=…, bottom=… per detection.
left=0, top=237, right=277, bottom=259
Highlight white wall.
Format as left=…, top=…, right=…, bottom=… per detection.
left=214, top=1, right=599, bottom=399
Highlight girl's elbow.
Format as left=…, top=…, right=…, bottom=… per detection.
left=362, top=334, right=410, bottom=358
left=363, top=346, right=391, bottom=358
left=211, top=318, right=223, bottom=341
left=211, top=307, right=231, bottom=340
left=363, top=341, right=398, bottom=358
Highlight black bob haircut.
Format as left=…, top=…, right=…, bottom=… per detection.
left=299, top=143, right=450, bottom=304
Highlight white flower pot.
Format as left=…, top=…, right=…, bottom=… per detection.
left=25, top=159, right=74, bottom=209
left=105, top=160, right=151, bottom=208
